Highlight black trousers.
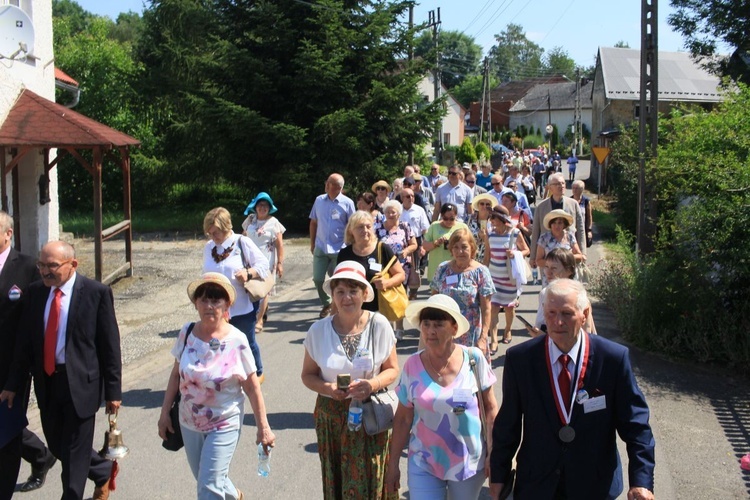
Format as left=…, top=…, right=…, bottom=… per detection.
left=41, top=369, right=112, bottom=500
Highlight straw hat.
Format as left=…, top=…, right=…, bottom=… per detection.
left=405, top=294, right=470, bottom=337
left=371, top=180, right=391, bottom=193
left=323, top=261, right=375, bottom=302
left=471, top=193, right=499, bottom=211
left=543, top=209, right=574, bottom=230
left=187, top=272, right=236, bottom=305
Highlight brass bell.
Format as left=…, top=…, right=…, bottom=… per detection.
left=100, top=411, right=129, bottom=460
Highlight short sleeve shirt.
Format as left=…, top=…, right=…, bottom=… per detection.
left=396, top=346, right=496, bottom=481
left=434, top=182, right=474, bottom=220
left=309, top=193, right=356, bottom=253
left=172, top=322, right=256, bottom=433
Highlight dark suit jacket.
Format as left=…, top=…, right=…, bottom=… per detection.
left=490, top=334, right=655, bottom=500
left=0, top=249, right=39, bottom=392
left=6, top=273, right=122, bottom=419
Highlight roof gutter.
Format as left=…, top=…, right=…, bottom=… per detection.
left=55, top=80, right=81, bottom=108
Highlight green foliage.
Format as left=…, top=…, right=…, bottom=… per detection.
left=474, top=142, right=491, bottom=163
left=668, top=0, right=750, bottom=83
left=414, top=30, right=483, bottom=89
left=594, top=83, right=750, bottom=370
left=545, top=46, right=576, bottom=78
left=451, top=74, right=498, bottom=109
left=488, top=24, right=544, bottom=82
left=523, top=134, right=544, bottom=149
left=456, top=137, right=478, bottom=164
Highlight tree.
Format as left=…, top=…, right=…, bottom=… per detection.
left=457, top=137, right=478, bottom=164
left=668, top=0, right=750, bottom=83
left=545, top=46, right=576, bottom=79
left=488, top=24, right=545, bottom=82
left=614, top=40, right=630, bottom=48
left=414, top=30, right=483, bottom=89
left=474, top=142, right=491, bottom=163
left=450, top=73, right=498, bottom=109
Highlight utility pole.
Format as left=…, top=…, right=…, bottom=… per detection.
left=574, top=67, right=582, bottom=156
left=427, top=9, right=442, bottom=163
left=547, top=91, right=553, bottom=153
left=479, top=57, right=487, bottom=143
left=637, top=0, right=658, bottom=254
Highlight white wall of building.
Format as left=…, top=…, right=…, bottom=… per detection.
left=418, top=74, right=465, bottom=153
left=0, top=0, right=59, bottom=253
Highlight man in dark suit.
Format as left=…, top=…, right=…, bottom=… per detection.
left=0, top=211, right=57, bottom=498
left=1, top=241, right=122, bottom=500
left=490, top=279, right=655, bottom=500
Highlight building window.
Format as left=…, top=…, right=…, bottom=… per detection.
left=443, top=133, right=451, bottom=146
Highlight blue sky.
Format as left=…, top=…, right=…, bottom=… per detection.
left=76, top=0, right=688, bottom=68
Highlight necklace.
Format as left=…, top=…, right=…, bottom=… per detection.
left=426, top=348, right=454, bottom=383
left=211, top=243, right=235, bottom=263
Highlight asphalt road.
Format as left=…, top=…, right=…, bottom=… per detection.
left=14, top=169, right=750, bottom=499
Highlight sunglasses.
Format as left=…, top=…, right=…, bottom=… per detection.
left=491, top=182, right=501, bottom=186
left=376, top=186, right=387, bottom=191
left=466, top=180, right=475, bottom=185
left=448, top=172, right=458, bottom=176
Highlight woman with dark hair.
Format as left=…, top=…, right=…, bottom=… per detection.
left=422, top=203, right=468, bottom=281
left=358, top=192, right=385, bottom=225
left=158, top=273, right=275, bottom=499
left=385, top=294, right=498, bottom=499
left=301, top=261, right=400, bottom=499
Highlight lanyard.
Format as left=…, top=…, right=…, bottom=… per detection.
left=545, top=332, right=590, bottom=425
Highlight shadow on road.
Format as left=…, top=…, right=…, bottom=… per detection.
left=244, top=411, right=315, bottom=431
left=121, top=388, right=166, bottom=409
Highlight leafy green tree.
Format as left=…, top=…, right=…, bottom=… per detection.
left=414, top=30, right=483, bottom=89
left=474, top=141, right=490, bottom=163
left=614, top=40, right=630, bottom=48
left=52, top=0, right=93, bottom=36
left=137, top=0, right=444, bottom=226
left=488, top=24, right=545, bottom=81
left=450, top=73, right=498, bottom=109
left=545, top=46, right=576, bottom=78
left=456, top=137, right=478, bottom=164
left=668, top=0, right=750, bottom=82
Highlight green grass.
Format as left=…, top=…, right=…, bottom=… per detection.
left=60, top=206, right=209, bottom=236
left=593, top=209, right=617, bottom=242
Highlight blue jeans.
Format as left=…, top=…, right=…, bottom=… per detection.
left=230, top=305, right=262, bottom=375
left=407, top=454, right=486, bottom=500
left=182, top=415, right=242, bottom=500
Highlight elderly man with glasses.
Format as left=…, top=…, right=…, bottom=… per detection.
left=464, top=171, right=488, bottom=197
left=424, top=164, right=447, bottom=190
left=433, top=165, right=474, bottom=222
left=530, top=173, right=586, bottom=267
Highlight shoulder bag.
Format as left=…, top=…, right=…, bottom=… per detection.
left=361, top=314, right=399, bottom=435
left=162, top=322, right=195, bottom=451
left=505, top=230, right=532, bottom=286
left=469, top=348, right=515, bottom=499
left=372, top=243, right=408, bottom=322
left=238, top=236, right=275, bottom=302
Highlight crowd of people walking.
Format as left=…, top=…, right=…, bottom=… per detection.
left=0, top=148, right=656, bottom=500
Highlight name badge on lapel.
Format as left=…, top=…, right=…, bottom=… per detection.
left=583, top=395, right=606, bottom=414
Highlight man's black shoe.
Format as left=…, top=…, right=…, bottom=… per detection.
left=20, top=458, right=57, bottom=493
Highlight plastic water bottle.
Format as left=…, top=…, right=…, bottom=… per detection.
left=348, top=399, right=363, bottom=432
left=532, top=267, right=539, bottom=285
left=257, top=443, right=271, bottom=477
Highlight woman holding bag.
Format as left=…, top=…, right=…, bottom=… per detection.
left=337, top=211, right=405, bottom=314
left=385, top=295, right=498, bottom=499
left=301, top=261, right=400, bottom=499
left=202, top=207, right=270, bottom=383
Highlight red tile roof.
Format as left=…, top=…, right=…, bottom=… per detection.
left=0, top=89, right=140, bottom=148
left=54, top=67, right=79, bottom=87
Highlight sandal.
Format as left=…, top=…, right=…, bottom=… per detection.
left=490, top=343, right=499, bottom=355
left=502, top=336, right=513, bottom=344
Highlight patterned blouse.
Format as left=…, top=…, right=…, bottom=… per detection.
left=375, top=219, right=413, bottom=282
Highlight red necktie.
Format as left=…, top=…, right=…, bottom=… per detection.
left=44, top=288, right=63, bottom=376
left=558, top=354, right=572, bottom=413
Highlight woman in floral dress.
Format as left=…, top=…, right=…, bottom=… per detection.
left=158, top=272, right=275, bottom=499
left=430, top=228, right=495, bottom=360
left=242, top=192, right=286, bottom=332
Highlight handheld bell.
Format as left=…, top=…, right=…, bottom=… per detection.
left=100, top=411, right=129, bottom=460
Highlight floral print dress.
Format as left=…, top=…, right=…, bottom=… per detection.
left=242, top=215, right=286, bottom=293
left=430, top=262, right=495, bottom=359
left=375, top=219, right=413, bottom=285
left=171, top=322, right=256, bottom=432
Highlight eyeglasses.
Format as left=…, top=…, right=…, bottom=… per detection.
left=442, top=217, right=456, bottom=221
left=402, top=195, right=413, bottom=199
left=36, top=259, right=73, bottom=271
left=375, top=186, right=387, bottom=191
left=491, top=182, right=501, bottom=186
left=549, top=182, right=565, bottom=187
left=508, top=184, right=516, bottom=188
left=448, top=172, right=458, bottom=177
left=465, top=180, right=475, bottom=185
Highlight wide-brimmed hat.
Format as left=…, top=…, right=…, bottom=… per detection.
left=543, top=209, right=574, bottom=230
left=323, top=261, right=375, bottom=302
left=371, top=180, right=391, bottom=193
left=412, top=173, right=422, bottom=181
left=471, top=193, right=499, bottom=211
left=244, top=192, right=278, bottom=216
left=489, top=206, right=512, bottom=226
left=405, top=294, right=470, bottom=337
left=187, top=272, right=236, bottom=305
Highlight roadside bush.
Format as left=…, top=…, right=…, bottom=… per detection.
left=523, top=134, right=544, bottom=149
left=475, top=142, right=491, bottom=163
left=457, top=137, right=478, bottom=164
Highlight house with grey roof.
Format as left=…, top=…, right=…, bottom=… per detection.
left=591, top=46, right=724, bottom=143
left=508, top=80, right=593, bottom=149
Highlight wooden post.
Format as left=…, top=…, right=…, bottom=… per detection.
left=93, top=147, right=103, bottom=281
left=121, top=147, right=133, bottom=277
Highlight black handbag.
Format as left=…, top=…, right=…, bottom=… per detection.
left=162, top=323, right=195, bottom=451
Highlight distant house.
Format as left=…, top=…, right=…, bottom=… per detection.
left=469, top=75, right=571, bottom=131
left=418, top=72, right=466, bottom=154
left=508, top=80, right=592, bottom=149
left=591, top=46, right=724, bottom=143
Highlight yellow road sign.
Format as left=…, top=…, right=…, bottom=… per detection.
left=592, top=147, right=611, bottom=164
